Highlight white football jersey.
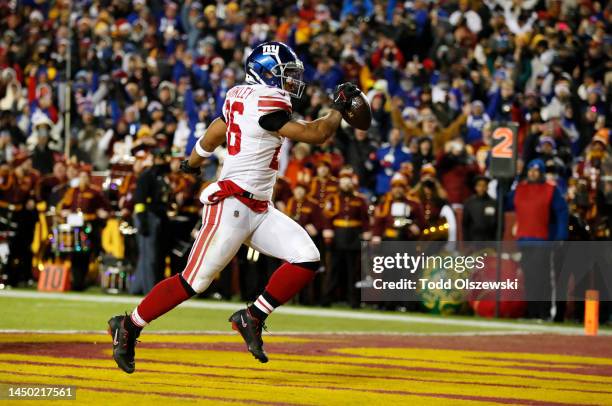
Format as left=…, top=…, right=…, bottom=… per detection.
left=217, top=84, right=291, bottom=201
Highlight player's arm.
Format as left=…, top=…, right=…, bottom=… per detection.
left=266, top=82, right=360, bottom=145
left=277, top=110, right=343, bottom=145
left=181, top=117, right=227, bottom=174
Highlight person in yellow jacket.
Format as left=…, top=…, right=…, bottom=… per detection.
left=390, top=96, right=470, bottom=154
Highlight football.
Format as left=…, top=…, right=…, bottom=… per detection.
left=342, top=91, right=372, bottom=130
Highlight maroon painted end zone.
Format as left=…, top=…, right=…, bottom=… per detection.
left=1, top=333, right=611, bottom=358
left=1, top=333, right=611, bottom=405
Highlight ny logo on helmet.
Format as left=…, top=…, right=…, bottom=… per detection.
left=262, top=44, right=279, bottom=55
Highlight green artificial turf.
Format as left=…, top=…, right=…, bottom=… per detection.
left=3, top=289, right=607, bottom=334
left=0, top=296, right=506, bottom=333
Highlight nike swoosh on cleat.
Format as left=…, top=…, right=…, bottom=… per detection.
left=113, top=328, right=119, bottom=346
left=240, top=315, right=247, bottom=328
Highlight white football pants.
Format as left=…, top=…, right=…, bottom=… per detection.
left=181, top=197, right=320, bottom=293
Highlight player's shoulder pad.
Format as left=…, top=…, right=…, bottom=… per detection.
left=257, top=86, right=292, bottom=114
left=260, top=85, right=290, bottom=99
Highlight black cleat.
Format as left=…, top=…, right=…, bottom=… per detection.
left=108, top=314, right=139, bottom=374
left=229, top=309, right=268, bottom=363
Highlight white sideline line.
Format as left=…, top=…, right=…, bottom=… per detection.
left=1, top=290, right=609, bottom=335
left=0, top=329, right=539, bottom=336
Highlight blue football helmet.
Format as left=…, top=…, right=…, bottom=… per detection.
left=245, top=41, right=305, bottom=98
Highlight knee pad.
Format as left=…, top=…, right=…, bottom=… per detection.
left=292, top=243, right=321, bottom=264
left=180, top=271, right=214, bottom=294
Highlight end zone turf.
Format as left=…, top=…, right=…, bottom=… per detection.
left=0, top=332, right=611, bottom=405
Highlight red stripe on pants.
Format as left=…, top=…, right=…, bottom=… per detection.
left=187, top=201, right=224, bottom=285
left=185, top=205, right=209, bottom=265
left=182, top=204, right=217, bottom=281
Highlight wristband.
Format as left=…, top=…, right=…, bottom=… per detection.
left=195, top=141, right=213, bottom=158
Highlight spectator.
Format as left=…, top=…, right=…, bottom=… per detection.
left=313, top=57, right=343, bottom=93
left=465, top=100, right=490, bottom=147
left=322, top=168, right=370, bottom=308
left=308, top=160, right=339, bottom=210
left=284, top=143, right=312, bottom=188
left=372, top=173, right=424, bottom=243
left=391, top=98, right=468, bottom=155
left=36, top=160, right=67, bottom=205
left=57, top=166, right=110, bottom=291
left=449, top=0, right=483, bottom=34
left=285, top=181, right=324, bottom=305
left=30, top=127, right=55, bottom=175
left=411, top=165, right=456, bottom=241
left=0, top=0, right=607, bottom=308
left=336, top=128, right=377, bottom=194
left=3, top=153, right=38, bottom=287
left=410, top=137, right=435, bottom=184
left=368, top=91, right=391, bottom=143
left=29, top=112, right=58, bottom=173
left=487, top=79, right=520, bottom=122
left=438, top=136, right=481, bottom=206
left=509, top=159, right=568, bottom=319
left=462, top=175, right=497, bottom=241
left=131, top=151, right=171, bottom=295
left=373, top=127, right=412, bottom=196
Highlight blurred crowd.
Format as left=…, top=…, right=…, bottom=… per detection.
left=0, top=0, right=610, bottom=316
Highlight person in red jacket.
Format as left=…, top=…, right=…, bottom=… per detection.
left=436, top=137, right=480, bottom=206
left=510, top=158, right=568, bottom=320
left=512, top=159, right=568, bottom=241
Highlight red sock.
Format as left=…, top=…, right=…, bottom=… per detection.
left=264, top=262, right=316, bottom=304
left=130, top=274, right=194, bottom=327
left=249, top=263, right=316, bottom=320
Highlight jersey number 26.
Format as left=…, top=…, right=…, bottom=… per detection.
left=224, top=100, right=243, bottom=156
left=224, top=99, right=281, bottom=170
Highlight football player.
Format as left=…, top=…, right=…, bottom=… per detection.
left=108, top=41, right=360, bottom=372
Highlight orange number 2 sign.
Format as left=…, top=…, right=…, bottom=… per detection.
left=491, top=127, right=514, bottom=159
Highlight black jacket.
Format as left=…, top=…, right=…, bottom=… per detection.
left=32, top=145, right=55, bottom=175
left=135, top=164, right=171, bottom=216
left=462, top=194, right=498, bottom=241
